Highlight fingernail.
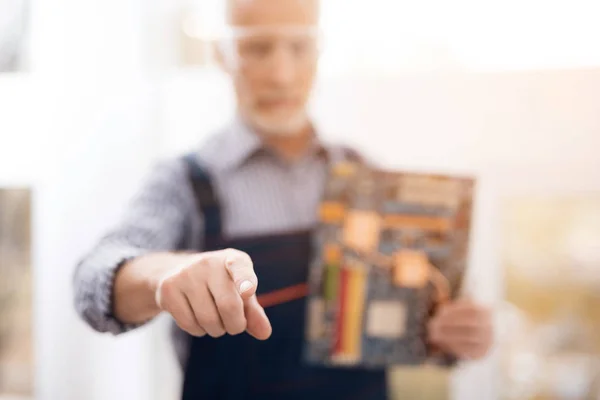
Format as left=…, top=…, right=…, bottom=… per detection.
left=239, top=280, right=253, bottom=293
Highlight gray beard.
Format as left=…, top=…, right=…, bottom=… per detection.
left=248, top=110, right=310, bottom=137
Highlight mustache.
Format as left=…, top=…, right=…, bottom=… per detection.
left=257, top=92, right=300, bottom=102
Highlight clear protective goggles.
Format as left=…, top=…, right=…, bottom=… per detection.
left=216, top=25, right=322, bottom=71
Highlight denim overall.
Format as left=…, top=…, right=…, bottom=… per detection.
left=180, top=153, right=388, bottom=400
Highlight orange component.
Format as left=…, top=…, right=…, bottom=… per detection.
left=332, top=162, right=357, bottom=177
left=383, top=214, right=451, bottom=233
left=324, top=243, right=342, bottom=264
left=320, top=201, right=346, bottom=223
left=342, top=210, right=382, bottom=254
left=392, top=249, right=431, bottom=288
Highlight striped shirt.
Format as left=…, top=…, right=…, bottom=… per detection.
left=72, top=117, right=353, bottom=366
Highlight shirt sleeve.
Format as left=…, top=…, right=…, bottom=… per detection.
left=72, top=157, right=201, bottom=335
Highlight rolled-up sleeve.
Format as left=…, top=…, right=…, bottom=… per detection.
left=73, top=158, right=200, bottom=335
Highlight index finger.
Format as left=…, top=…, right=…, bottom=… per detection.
left=222, top=249, right=258, bottom=300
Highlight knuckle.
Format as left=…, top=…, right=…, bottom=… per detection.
left=180, top=263, right=210, bottom=286
left=159, top=277, right=179, bottom=303
left=228, top=321, right=246, bottom=336
left=470, top=325, right=483, bottom=338
left=224, top=247, right=241, bottom=256
left=238, top=251, right=252, bottom=263
left=224, top=248, right=252, bottom=265
left=462, top=322, right=476, bottom=333
left=195, top=255, right=213, bottom=269
left=197, top=313, right=222, bottom=331
left=471, top=306, right=483, bottom=316
left=178, top=265, right=195, bottom=280
left=190, top=329, right=206, bottom=338
left=180, top=255, right=206, bottom=273
left=188, top=257, right=218, bottom=278
left=177, top=317, right=198, bottom=334
left=207, top=327, right=226, bottom=338
left=216, top=295, right=243, bottom=315
left=474, top=318, right=486, bottom=330
left=205, top=256, right=224, bottom=272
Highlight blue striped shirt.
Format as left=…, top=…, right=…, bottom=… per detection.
left=72, top=117, right=353, bottom=365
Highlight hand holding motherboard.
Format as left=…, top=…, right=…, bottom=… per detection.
left=427, top=298, right=493, bottom=361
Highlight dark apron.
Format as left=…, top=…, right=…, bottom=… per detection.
left=180, top=154, right=388, bottom=400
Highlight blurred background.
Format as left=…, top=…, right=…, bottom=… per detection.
left=1, top=0, right=600, bottom=399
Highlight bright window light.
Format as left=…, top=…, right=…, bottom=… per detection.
left=319, top=0, right=600, bottom=73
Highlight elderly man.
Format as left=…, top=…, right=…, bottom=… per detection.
left=73, top=0, right=493, bottom=398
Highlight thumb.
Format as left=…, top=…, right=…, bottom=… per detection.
left=223, top=249, right=258, bottom=300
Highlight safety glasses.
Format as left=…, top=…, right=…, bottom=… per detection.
left=216, top=25, right=322, bottom=72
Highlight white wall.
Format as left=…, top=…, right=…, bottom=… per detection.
left=0, top=75, right=163, bottom=400
left=36, top=83, right=162, bottom=400
left=4, top=0, right=165, bottom=398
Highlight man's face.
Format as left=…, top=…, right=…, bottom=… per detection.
left=221, top=0, right=320, bottom=136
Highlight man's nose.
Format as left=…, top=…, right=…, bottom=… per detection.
left=264, top=46, right=297, bottom=85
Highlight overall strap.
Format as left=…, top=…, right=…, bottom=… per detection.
left=181, top=153, right=223, bottom=247
left=328, top=144, right=365, bottom=166
left=341, top=146, right=364, bottom=164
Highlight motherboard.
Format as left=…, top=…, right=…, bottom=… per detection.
left=304, top=161, right=475, bottom=368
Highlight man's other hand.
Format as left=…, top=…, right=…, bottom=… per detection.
left=155, top=248, right=272, bottom=340
left=427, top=299, right=493, bottom=360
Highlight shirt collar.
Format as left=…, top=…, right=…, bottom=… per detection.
left=219, top=116, right=333, bottom=171
left=219, top=117, right=263, bottom=170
